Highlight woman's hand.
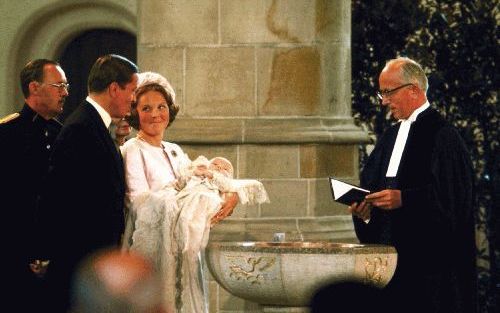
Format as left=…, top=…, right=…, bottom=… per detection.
left=193, top=164, right=213, bottom=179
left=211, top=192, right=239, bottom=226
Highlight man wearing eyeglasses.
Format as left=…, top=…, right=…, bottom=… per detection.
left=0, top=59, right=68, bottom=311
left=348, top=57, right=476, bottom=313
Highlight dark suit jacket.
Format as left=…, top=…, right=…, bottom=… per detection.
left=37, top=100, right=125, bottom=308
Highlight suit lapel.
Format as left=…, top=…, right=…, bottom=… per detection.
left=84, top=102, right=124, bottom=181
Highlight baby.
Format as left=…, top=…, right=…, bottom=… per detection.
left=176, top=155, right=269, bottom=210
left=177, top=156, right=233, bottom=191
left=173, top=155, right=268, bottom=271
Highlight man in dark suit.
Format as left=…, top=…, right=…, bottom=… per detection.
left=37, top=54, right=138, bottom=312
left=0, top=59, right=68, bottom=312
left=349, top=57, right=476, bottom=313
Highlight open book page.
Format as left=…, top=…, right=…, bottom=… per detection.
left=329, top=177, right=370, bottom=205
left=329, top=177, right=370, bottom=223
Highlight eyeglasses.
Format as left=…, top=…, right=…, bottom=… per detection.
left=44, top=82, right=70, bottom=91
left=376, top=83, right=413, bottom=100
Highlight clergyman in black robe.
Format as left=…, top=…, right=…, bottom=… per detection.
left=349, top=57, right=477, bottom=313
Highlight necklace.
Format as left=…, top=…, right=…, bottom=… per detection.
left=136, top=132, right=162, bottom=147
left=137, top=132, right=176, bottom=177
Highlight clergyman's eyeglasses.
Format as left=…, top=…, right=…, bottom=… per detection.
left=376, top=83, right=413, bottom=100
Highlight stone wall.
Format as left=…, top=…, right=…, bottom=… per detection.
left=0, top=1, right=367, bottom=311
left=137, top=1, right=366, bottom=312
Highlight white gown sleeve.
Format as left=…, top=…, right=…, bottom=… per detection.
left=121, top=141, right=151, bottom=250
left=122, top=142, right=151, bottom=200
left=228, top=179, right=270, bottom=205
left=209, top=171, right=235, bottom=193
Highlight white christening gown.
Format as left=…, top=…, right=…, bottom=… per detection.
left=121, top=138, right=269, bottom=313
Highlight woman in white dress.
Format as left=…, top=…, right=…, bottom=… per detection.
left=121, top=72, right=238, bottom=313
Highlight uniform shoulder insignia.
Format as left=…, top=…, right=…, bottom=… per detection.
left=0, top=113, right=20, bottom=124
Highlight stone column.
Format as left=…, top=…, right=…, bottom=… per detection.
left=137, top=1, right=367, bottom=311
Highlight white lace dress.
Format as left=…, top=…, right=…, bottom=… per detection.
left=121, top=137, right=209, bottom=313
left=121, top=138, right=269, bottom=313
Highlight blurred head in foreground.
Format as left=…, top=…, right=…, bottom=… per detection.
left=70, top=248, right=166, bottom=313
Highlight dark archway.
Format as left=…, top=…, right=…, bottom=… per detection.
left=58, top=29, right=137, bottom=122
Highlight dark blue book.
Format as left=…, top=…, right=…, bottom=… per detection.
left=329, top=177, right=370, bottom=206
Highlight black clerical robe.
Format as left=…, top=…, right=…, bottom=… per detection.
left=353, top=107, right=477, bottom=313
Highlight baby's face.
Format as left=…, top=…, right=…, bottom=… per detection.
left=209, top=157, right=233, bottom=178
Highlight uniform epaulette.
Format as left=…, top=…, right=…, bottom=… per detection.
left=0, top=113, right=20, bottom=124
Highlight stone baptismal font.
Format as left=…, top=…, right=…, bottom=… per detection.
left=206, top=241, right=397, bottom=312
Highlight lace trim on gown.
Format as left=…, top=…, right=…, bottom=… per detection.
left=128, top=185, right=221, bottom=313
left=125, top=157, right=269, bottom=313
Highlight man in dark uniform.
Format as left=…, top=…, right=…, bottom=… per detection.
left=348, top=57, right=476, bottom=313
left=0, top=59, right=68, bottom=311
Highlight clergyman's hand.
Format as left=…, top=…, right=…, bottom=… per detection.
left=365, top=189, right=402, bottom=210
left=29, top=259, right=50, bottom=278
left=348, top=200, right=371, bottom=222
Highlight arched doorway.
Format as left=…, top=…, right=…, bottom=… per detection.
left=58, top=29, right=137, bottom=122
left=5, top=0, right=136, bottom=115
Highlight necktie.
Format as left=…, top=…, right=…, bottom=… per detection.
left=108, top=123, right=122, bottom=156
